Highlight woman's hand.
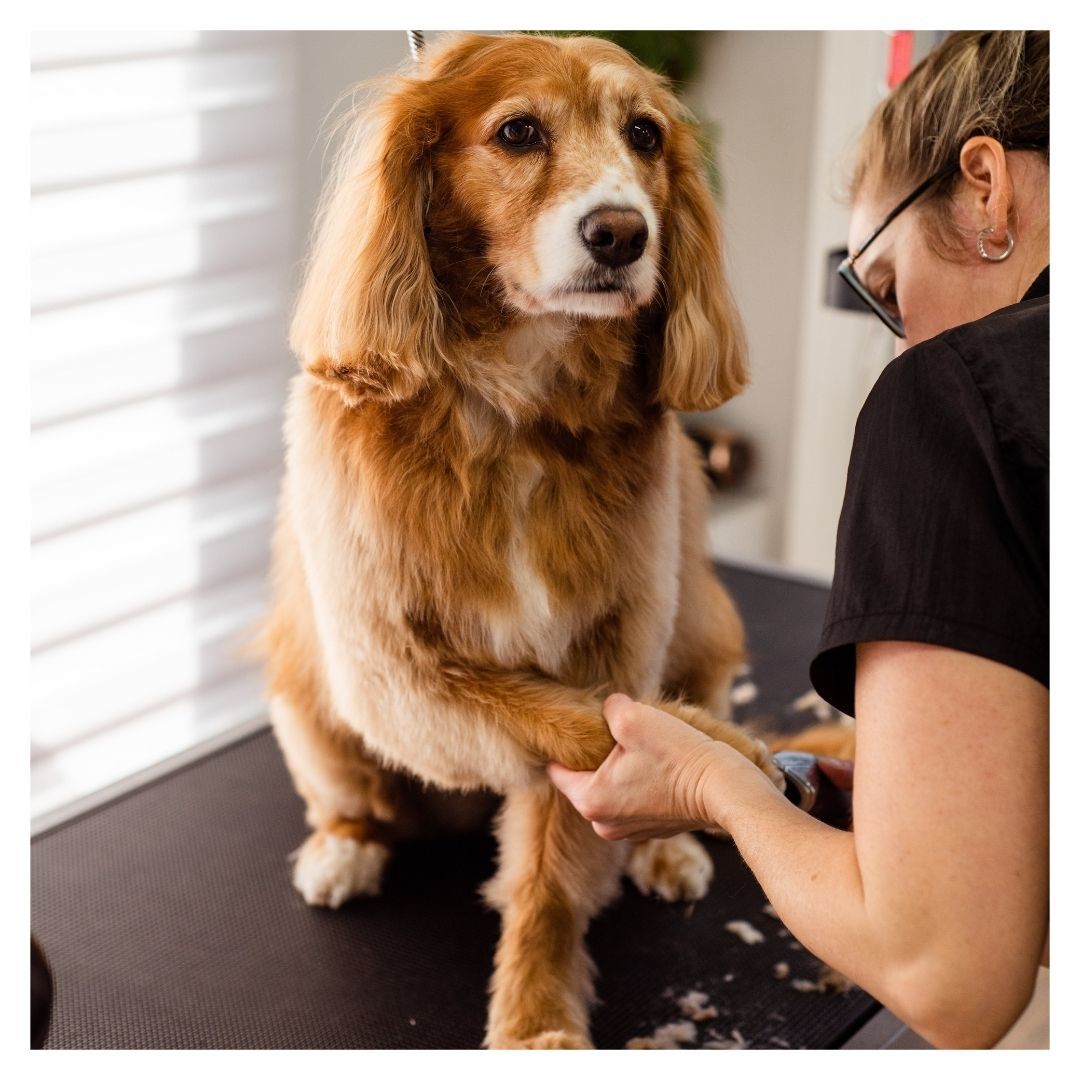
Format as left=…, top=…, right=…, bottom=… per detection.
left=546, top=692, right=781, bottom=841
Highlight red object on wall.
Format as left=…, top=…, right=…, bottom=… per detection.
left=887, top=31, right=915, bottom=87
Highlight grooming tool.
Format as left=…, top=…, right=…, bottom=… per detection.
left=406, top=31, right=425, bottom=63
left=773, top=750, right=852, bottom=827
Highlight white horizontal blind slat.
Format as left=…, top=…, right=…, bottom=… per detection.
left=32, top=104, right=295, bottom=191
left=30, top=31, right=204, bottom=67
left=32, top=575, right=270, bottom=756
left=32, top=670, right=270, bottom=823
left=33, top=371, right=287, bottom=488
left=32, top=268, right=289, bottom=369
left=32, top=318, right=287, bottom=428
left=32, top=48, right=292, bottom=132
left=32, top=160, right=291, bottom=254
left=31, top=31, right=296, bottom=821
left=33, top=211, right=292, bottom=312
left=30, top=30, right=291, bottom=68
left=32, top=417, right=285, bottom=542
left=32, top=471, right=280, bottom=649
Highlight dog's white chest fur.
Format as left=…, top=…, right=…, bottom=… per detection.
left=485, top=455, right=574, bottom=671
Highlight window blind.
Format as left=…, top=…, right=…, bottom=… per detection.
left=31, top=31, right=297, bottom=823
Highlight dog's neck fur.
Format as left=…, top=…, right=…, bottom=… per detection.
left=442, top=314, right=653, bottom=440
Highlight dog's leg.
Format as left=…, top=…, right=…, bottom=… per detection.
left=481, top=783, right=624, bottom=1049
left=661, top=434, right=748, bottom=722
left=270, top=693, right=400, bottom=908
left=661, top=565, right=746, bottom=721
left=263, top=512, right=405, bottom=907
left=645, top=438, right=780, bottom=863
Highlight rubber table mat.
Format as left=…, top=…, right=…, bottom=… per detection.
left=32, top=561, right=879, bottom=1049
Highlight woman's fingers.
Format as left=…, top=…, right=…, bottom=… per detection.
left=546, top=761, right=594, bottom=806
left=816, top=756, right=855, bottom=791
left=602, top=692, right=641, bottom=742
left=550, top=695, right=733, bottom=839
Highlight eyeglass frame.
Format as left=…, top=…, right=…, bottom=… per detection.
left=836, top=142, right=1047, bottom=338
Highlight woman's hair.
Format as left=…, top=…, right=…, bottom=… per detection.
left=850, top=30, right=1049, bottom=251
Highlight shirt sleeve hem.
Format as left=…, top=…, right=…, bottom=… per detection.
left=809, top=610, right=1049, bottom=719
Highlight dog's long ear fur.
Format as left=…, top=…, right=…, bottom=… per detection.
left=656, top=111, right=748, bottom=412
left=290, top=78, right=445, bottom=406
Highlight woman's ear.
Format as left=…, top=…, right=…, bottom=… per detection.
left=290, top=79, right=445, bottom=406
left=958, top=135, right=1014, bottom=242
left=656, top=116, right=748, bottom=412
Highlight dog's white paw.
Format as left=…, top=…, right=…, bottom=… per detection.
left=291, top=832, right=389, bottom=908
left=626, top=834, right=713, bottom=903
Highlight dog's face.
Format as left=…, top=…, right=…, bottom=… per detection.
left=292, top=33, right=747, bottom=413
left=428, top=37, right=672, bottom=319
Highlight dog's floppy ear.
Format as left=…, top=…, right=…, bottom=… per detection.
left=290, top=79, right=445, bottom=406
left=655, top=114, right=748, bottom=412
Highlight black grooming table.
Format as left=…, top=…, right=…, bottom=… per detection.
left=31, top=560, right=881, bottom=1050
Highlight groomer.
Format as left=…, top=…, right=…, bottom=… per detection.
left=549, top=30, right=1049, bottom=1049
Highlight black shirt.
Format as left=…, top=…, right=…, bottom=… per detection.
left=809, top=266, right=1049, bottom=718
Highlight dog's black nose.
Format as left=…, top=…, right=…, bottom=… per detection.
left=579, top=207, right=648, bottom=268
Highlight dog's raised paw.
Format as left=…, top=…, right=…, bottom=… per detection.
left=291, top=831, right=389, bottom=908
left=626, top=834, right=713, bottom=902
left=488, top=1029, right=592, bottom=1049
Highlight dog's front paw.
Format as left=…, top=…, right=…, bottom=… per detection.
left=672, top=703, right=785, bottom=791
left=291, top=831, right=389, bottom=908
left=625, top=833, right=713, bottom=902
left=487, top=1029, right=592, bottom=1049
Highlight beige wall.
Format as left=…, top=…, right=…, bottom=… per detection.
left=781, top=32, right=896, bottom=577
left=292, top=32, right=414, bottom=286
left=693, top=32, right=896, bottom=579
left=687, top=31, right=822, bottom=565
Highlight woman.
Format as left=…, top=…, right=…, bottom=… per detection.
left=548, top=30, right=1049, bottom=1049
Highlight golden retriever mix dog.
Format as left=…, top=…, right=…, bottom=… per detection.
left=263, top=32, right=782, bottom=1048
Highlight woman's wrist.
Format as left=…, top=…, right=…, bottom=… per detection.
left=700, top=747, right=789, bottom=834
left=670, top=742, right=728, bottom=830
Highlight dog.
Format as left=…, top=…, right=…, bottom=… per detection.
left=262, top=31, right=782, bottom=1049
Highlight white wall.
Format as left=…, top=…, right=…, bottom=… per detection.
left=687, top=31, right=822, bottom=565
left=693, top=32, right=897, bottom=580
left=292, top=32, right=419, bottom=284
left=781, top=33, right=896, bottom=578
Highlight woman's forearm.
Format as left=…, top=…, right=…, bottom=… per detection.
left=708, top=759, right=1038, bottom=1048
left=708, top=777, right=885, bottom=998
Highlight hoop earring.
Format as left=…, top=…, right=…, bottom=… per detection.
left=978, top=226, right=1014, bottom=262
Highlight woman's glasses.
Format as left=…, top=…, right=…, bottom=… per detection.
left=838, top=143, right=1046, bottom=337
left=836, top=161, right=957, bottom=338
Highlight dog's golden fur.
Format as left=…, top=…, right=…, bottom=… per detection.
left=262, top=32, right=780, bottom=1048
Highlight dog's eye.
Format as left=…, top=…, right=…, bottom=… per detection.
left=497, top=118, right=543, bottom=149
left=629, top=118, right=661, bottom=153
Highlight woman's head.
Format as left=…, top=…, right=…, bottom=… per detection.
left=846, top=31, right=1049, bottom=349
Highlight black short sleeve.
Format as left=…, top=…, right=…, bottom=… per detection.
left=809, top=298, right=1049, bottom=718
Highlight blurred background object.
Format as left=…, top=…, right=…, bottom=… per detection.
left=557, top=30, right=704, bottom=84
left=31, top=935, right=53, bottom=1049
left=685, top=425, right=755, bottom=491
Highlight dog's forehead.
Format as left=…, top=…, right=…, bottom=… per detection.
left=437, top=36, right=661, bottom=128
